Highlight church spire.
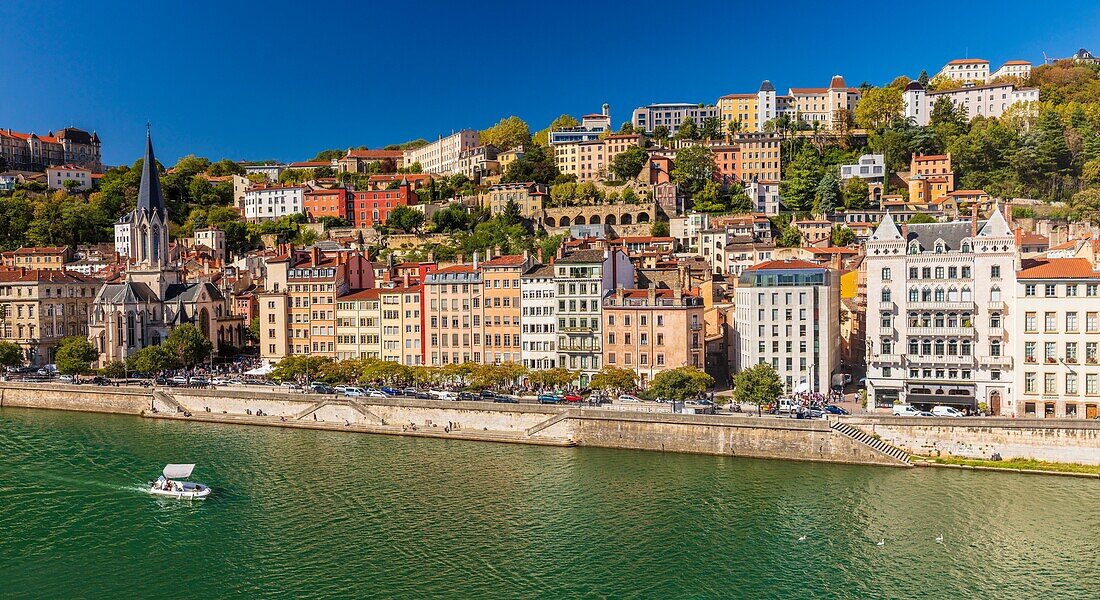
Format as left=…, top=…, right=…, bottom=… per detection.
left=136, top=128, right=167, bottom=219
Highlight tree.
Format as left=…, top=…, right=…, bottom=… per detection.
left=671, top=145, right=715, bottom=194
left=310, top=149, right=344, bottom=162
left=650, top=219, right=670, bottom=237
left=618, top=121, right=634, bottom=134
left=270, top=355, right=334, bottom=383
left=701, top=115, right=723, bottom=140
left=386, top=205, right=425, bottom=233
left=780, top=149, right=824, bottom=212
left=589, top=366, right=639, bottom=395
left=480, top=116, right=531, bottom=150
left=815, top=171, right=842, bottom=213
left=855, top=86, right=903, bottom=130
left=728, top=185, right=753, bottom=213
left=652, top=125, right=670, bottom=142
left=727, top=119, right=743, bottom=138
left=691, top=180, right=728, bottom=213
left=610, top=145, right=648, bottom=181
left=127, top=345, right=177, bottom=375
left=163, top=323, right=213, bottom=367
left=62, top=179, right=82, bottom=193
left=55, top=337, right=98, bottom=375
left=647, top=367, right=713, bottom=401
left=1071, top=187, right=1100, bottom=224
left=533, top=114, right=579, bottom=147
left=776, top=226, right=802, bottom=248
left=101, top=361, right=127, bottom=378
left=677, top=117, right=700, bottom=140
left=842, top=177, right=871, bottom=209
left=208, top=159, right=245, bottom=176
left=917, top=70, right=929, bottom=87
left=502, top=143, right=559, bottom=185
left=528, top=367, right=577, bottom=391
left=906, top=213, right=937, bottom=224
left=732, top=363, right=783, bottom=415
left=831, top=225, right=856, bottom=247
left=0, top=340, right=24, bottom=367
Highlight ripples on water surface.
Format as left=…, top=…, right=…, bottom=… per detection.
left=0, top=407, right=1097, bottom=599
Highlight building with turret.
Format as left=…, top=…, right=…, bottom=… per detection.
left=0, top=126, right=102, bottom=172
left=863, top=208, right=1016, bottom=413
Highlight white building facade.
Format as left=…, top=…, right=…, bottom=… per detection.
left=242, top=185, right=305, bottom=222
left=733, top=259, right=840, bottom=393
left=1013, top=258, right=1100, bottom=419
left=904, top=82, right=1039, bottom=126
left=403, top=130, right=479, bottom=174
left=631, top=103, right=719, bottom=134
left=46, top=165, right=92, bottom=190
left=864, top=211, right=1016, bottom=413
left=520, top=264, right=558, bottom=370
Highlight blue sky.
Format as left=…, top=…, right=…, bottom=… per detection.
left=2, top=1, right=1097, bottom=167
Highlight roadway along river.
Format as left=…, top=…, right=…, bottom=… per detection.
left=1, top=407, right=1097, bottom=599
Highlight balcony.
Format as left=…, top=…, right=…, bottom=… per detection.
left=907, top=354, right=976, bottom=366
left=907, top=301, right=975, bottom=311
left=690, top=323, right=703, bottom=331
left=979, top=355, right=1013, bottom=367
left=906, top=326, right=976, bottom=337
left=880, top=300, right=896, bottom=311
left=559, top=343, right=600, bottom=353
left=871, top=354, right=902, bottom=364
left=560, top=326, right=597, bottom=333
left=988, top=301, right=1006, bottom=312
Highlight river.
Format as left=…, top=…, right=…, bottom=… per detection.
left=0, top=407, right=1096, bottom=599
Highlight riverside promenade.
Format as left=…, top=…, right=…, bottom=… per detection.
left=3, top=382, right=1099, bottom=469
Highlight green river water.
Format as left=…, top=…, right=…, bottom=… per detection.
left=0, top=407, right=1097, bottom=599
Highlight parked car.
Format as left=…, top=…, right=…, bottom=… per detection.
left=58, top=374, right=75, bottom=384
left=169, top=376, right=188, bottom=386
left=429, top=390, right=458, bottom=401
left=334, top=385, right=348, bottom=393
left=280, top=381, right=301, bottom=390
left=90, top=376, right=110, bottom=386
left=381, top=386, right=400, bottom=396
left=777, top=397, right=802, bottom=413
left=310, top=383, right=335, bottom=394
left=823, top=404, right=850, bottom=415
left=538, top=394, right=561, bottom=404
left=367, top=391, right=388, bottom=399
left=343, top=387, right=365, bottom=397
left=414, top=391, right=432, bottom=400
left=932, top=405, right=965, bottom=417
left=479, top=390, right=497, bottom=400
left=618, top=394, right=642, bottom=403
left=493, top=396, right=519, bottom=403
left=189, top=377, right=208, bottom=386
left=918, top=410, right=935, bottom=417
left=458, top=391, right=477, bottom=401
left=891, top=404, right=922, bottom=417
left=402, top=387, right=419, bottom=397
left=563, top=393, right=582, bottom=403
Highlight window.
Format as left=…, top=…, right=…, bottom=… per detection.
left=1045, top=312, right=1057, bottom=332
left=1045, top=284, right=1057, bottom=297
left=1088, top=284, right=1098, bottom=297
left=1089, top=374, right=1099, bottom=394
left=1089, top=312, right=1099, bottom=333
left=1067, top=342, right=1078, bottom=363
left=881, top=267, right=891, bottom=281
left=1025, top=312, right=1037, bottom=332
left=1067, top=312, right=1079, bottom=332
left=991, top=265, right=1001, bottom=278
left=1025, top=372, right=1036, bottom=393
left=1067, top=373, right=1078, bottom=395
left=1045, top=373, right=1057, bottom=395
left=1025, top=284, right=1036, bottom=297
left=881, top=288, right=891, bottom=302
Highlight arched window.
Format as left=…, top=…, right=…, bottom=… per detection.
left=935, top=241, right=945, bottom=254
left=922, top=288, right=932, bottom=301
left=921, top=339, right=932, bottom=355
left=909, top=288, right=919, bottom=302
left=990, top=286, right=1001, bottom=301
left=948, top=287, right=959, bottom=302
left=151, top=225, right=161, bottom=262
left=961, top=242, right=971, bottom=253
left=909, top=340, right=919, bottom=355
left=961, top=340, right=972, bottom=356
left=881, top=288, right=891, bottom=302
left=961, top=287, right=973, bottom=301
left=935, top=340, right=945, bottom=355
left=935, top=313, right=945, bottom=327
left=948, top=313, right=959, bottom=327
left=908, top=242, right=920, bottom=255
left=909, top=313, right=919, bottom=327
left=935, top=288, right=945, bottom=302
left=921, top=312, right=932, bottom=327
left=948, top=340, right=958, bottom=355
left=991, top=340, right=1001, bottom=356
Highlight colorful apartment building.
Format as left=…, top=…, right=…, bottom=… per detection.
left=423, top=263, right=484, bottom=366
left=481, top=254, right=535, bottom=365
left=907, top=154, right=955, bottom=204
left=1, top=246, right=72, bottom=271
left=603, top=287, right=705, bottom=385
left=349, top=178, right=418, bottom=228
left=335, top=285, right=423, bottom=365
left=0, top=269, right=102, bottom=366
left=303, top=187, right=350, bottom=222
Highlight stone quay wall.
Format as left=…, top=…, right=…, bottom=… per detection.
left=845, top=416, right=1100, bottom=465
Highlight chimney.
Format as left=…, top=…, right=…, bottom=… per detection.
left=1014, top=227, right=1022, bottom=247
left=473, top=251, right=479, bottom=269
left=310, top=246, right=320, bottom=266
left=970, top=202, right=979, bottom=238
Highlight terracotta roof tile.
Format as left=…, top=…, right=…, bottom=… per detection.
left=1017, top=258, right=1100, bottom=280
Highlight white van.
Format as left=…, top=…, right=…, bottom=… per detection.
left=891, top=404, right=921, bottom=416
left=932, top=405, right=965, bottom=417
left=778, top=397, right=801, bottom=413
left=429, top=390, right=458, bottom=401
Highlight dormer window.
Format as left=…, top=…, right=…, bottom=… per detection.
left=961, top=242, right=971, bottom=253
left=934, top=240, right=946, bottom=254
left=908, top=242, right=920, bottom=255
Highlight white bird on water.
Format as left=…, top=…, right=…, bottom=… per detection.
left=876, top=539, right=885, bottom=546
left=936, top=534, right=944, bottom=544
left=798, top=535, right=806, bottom=542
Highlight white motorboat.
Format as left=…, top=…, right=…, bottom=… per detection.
left=147, top=463, right=211, bottom=499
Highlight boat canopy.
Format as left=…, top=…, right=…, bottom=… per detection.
left=163, top=464, right=196, bottom=479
